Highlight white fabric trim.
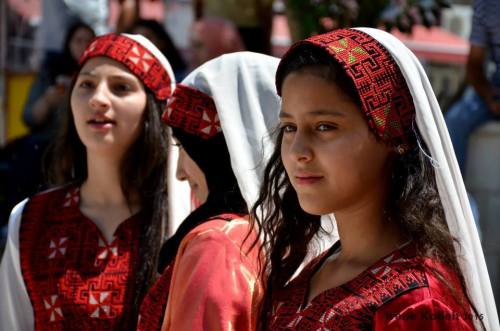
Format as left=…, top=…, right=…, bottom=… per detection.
left=0, top=199, right=34, bottom=331
left=356, top=27, right=499, bottom=331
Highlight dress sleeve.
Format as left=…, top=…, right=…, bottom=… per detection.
left=0, top=199, right=34, bottom=331
left=373, top=297, right=476, bottom=331
left=160, top=221, right=261, bottom=331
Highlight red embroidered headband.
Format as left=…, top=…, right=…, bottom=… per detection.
left=162, top=84, right=222, bottom=139
left=79, top=33, right=175, bottom=101
left=276, top=28, right=415, bottom=147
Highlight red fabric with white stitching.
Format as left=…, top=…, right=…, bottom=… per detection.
left=79, top=34, right=172, bottom=101
left=268, top=242, right=475, bottom=330
left=277, top=29, right=415, bottom=147
left=19, top=185, right=143, bottom=330
left=162, top=84, right=221, bottom=139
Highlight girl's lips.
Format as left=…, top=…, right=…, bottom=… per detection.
left=87, top=120, right=115, bottom=131
left=295, top=175, right=324, bottom=185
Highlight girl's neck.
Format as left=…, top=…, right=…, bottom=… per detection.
left=81, top=152, right=136, bottom=208
left=334, top=201, right=405, bottom=268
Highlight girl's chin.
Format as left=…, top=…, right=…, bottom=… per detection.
left=82, top=141, right=125, bottom=156
left=297, top=199, right=334, bottom=216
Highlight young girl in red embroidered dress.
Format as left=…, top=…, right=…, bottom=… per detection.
left=0, top=34, right=175, bottom=330
left=136, top=52, right=281, bottom=331
left=251, top=28, right=499, bottom=330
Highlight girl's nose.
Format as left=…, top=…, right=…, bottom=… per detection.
left=89, top=85, right=110, bottom=111
left=290, top=131, right=313, bottom=163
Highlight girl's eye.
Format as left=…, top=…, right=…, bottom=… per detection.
left=280, top=124, right=296, bottom=133
left=317, top=123, right=337, bottom=131
left=78, top=81, right=94, bottom=89
left=172, top=142, right=182, bottom=148
left=113, top=83, right=132, bottom=93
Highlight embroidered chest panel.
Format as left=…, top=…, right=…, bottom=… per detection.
left=19, top=186, right=143, bottom=330
left=269, top=246, right=428, bottom=330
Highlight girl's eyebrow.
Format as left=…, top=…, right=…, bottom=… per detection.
left=78, top=72, right=137, bottom=80
left=279, top=111, right=292, bottom=119
left=279, top=109, right=345, bottom=118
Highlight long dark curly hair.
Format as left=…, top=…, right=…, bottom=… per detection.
left=44, top=75, right=169, bottom=329
left=250, top=46, right=484, bottom=330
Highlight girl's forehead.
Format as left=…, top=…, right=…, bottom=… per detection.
left=281, top=73, right=359, bottom=111
left=79, top=57, right=137, bottom=78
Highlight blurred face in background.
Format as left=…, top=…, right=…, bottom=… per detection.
left=189, top=18, right=245, bottom=69
left=69, top=27, right=95, bottom=62
left=190, top=28, right=210, bottom=69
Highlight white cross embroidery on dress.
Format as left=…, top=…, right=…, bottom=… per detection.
left=43, top=295, right=63, bottom=322
left=97, top=237, right=118, bottom=260
left=63, top=188, right=79, bottom=207
left=89, top=291, right=111, bottom=318
left=48, top=237, right=68, bottom=259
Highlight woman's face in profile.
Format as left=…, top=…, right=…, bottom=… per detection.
left=174, top=140, right=209, bottom=207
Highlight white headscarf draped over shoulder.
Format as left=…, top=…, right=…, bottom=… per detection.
left=357, top=27, right=499, bottom=331
left=167, top=52, right=281, bottom=233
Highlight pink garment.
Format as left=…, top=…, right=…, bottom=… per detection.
left=160, top=217, right=263, bottom=331
left=190, top=18, right=245, bottom=69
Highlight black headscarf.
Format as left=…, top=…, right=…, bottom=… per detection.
left=157, top=127, right=248, bottom=272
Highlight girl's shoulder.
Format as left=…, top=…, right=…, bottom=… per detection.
left=372, top=258, right=477, bottom=330
left=5, top=184, right=80, bottom=250
left=179, top=214, right=257, bottom=260
left=370, top=254, right=477, bottom=329
left=28, top=184, right=78, bottom=204
left=271, top=243, right=476, bottom=330
left=282, top=241, right=459, bottom=304
left=188, top=213, right=251, bottom=240
left=23, top=184, right=80, bottom=215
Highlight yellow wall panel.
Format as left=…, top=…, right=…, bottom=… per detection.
left=6, top=72, right=35, bottom=142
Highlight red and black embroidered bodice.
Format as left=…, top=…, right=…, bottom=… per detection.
left=19, top=185, right=143, bottom=330
left=269, top=241, right=476, bottom=330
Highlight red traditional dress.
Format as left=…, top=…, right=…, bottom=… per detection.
left=136, top=215, right=262, bottom=331
left=1, top=185, right=144, bottom=330
left=269, top=241, right=477, bottom=330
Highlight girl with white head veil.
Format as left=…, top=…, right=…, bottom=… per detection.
left=136, top=52, right=281, bottom=331
left=251, top=28, right=499, bottom=330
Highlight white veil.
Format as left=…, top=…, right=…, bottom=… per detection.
left=166, top=52, right=281, bottom=234
left=357, top=27, right=499, bottom=330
